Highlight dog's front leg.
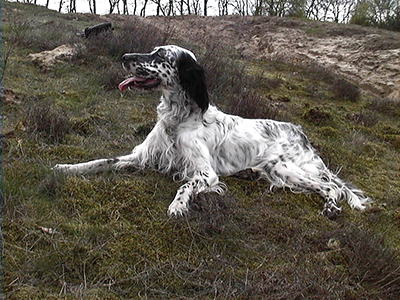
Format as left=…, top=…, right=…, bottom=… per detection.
left=52, top=151, right=145, bottom=175
left=168, top=169, right=222, bottom=217
left=53, top=158, right=122, bottom=175
left=53, top=138, right=156, bottom=175
left=53, top=123, right=167, bottom=175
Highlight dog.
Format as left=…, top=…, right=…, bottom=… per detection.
left=54, top=45, right=370, bottom=218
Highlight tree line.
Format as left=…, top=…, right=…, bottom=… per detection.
left=13, top=0, right=400, bottom=30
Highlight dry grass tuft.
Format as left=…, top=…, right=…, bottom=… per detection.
left=24, top=102, right=71, bottom=143
left=332, top=78, right=360, bottom=101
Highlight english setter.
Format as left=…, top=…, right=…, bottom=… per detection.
left=54, top=45, right=370, bottom=218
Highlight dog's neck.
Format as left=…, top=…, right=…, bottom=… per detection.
left=157, top=89, right=204, bottom=132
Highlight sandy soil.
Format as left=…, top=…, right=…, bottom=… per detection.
left=29, top=15, right=399, bottom=99
left=28, top=44, right=77, bottom=70
left=148, top=15, right=399, bottom=99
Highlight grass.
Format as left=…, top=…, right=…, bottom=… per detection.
left=2, top=2, right=400, bottom=299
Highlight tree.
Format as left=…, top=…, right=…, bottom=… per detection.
left=108, top=0, right=119, bottom=14
left=122, top=0, right=129, bottom=14
left=351, top=0, right=399, bottom=29
left=58, top=0, right=64, bottom=12
left=140, top=0, right=149, bottom=16
left=69, top=0, right=76, bottom=13
left=218, top=0, right=229, bottom=15
left=88, top=0, right=97, bottom=14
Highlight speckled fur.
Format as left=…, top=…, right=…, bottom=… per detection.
left=54, top=45, right=370, bottom=218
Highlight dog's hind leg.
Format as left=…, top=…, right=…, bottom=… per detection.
left=261, top=159, right=369, bottom=218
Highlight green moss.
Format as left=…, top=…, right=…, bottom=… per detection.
left=302, top=106, right=333, bottom=125
left=2, top=2, right=400, bottom=299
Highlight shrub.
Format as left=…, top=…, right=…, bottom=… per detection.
left=199, top=42, right=283, bottom=119
left=368, top=97, right=400, bottom=118
left=12, top=20, right=80, bottom=52
left=82, top=18, right=172, bottom=62
left=228, top=92, right=281, bottom=120
left=298, top=61, right=336, bottom=84
left=332, top=78, right=360, bottom=101
left=24, top=102, right=71, bottom=143
left=329, top=226, right=400, bottom=298
left=302, top=106, right=332, bottom=125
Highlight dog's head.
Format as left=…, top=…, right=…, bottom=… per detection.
left=119, top=45, right=209, bottom=112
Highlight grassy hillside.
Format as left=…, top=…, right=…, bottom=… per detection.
left=2, top=2, right=400, bottom=299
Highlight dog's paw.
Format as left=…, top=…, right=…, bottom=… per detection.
left=168, top=200, right=189, bottom=217
left=52, top=164, right=76, bottom=174
left=321, top=199, right=342, bottom=219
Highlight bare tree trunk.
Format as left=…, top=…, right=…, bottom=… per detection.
left=132, top=0, right=137, bottom=15
left=122, top=0, right=129, bottom=14
left=168, top=0, right=174, bottom=15
left=69, top=0, right=76, bottom=13
left=58, top=0, right=64, bottom=12
left=108, top=0, right=119, bottom=14
left=88, top=0, right=97, bottom=14
left=141, top=0, right=149, bottom=16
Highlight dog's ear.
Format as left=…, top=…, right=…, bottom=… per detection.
left=177, top=52, right=209, bottom=113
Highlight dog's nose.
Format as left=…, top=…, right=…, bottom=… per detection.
left=122, top=53, right=136, bottom=63
left=121, top=54, right=129, bottom=62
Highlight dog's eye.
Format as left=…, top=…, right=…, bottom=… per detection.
left=155, top=49, right=166, bottom=59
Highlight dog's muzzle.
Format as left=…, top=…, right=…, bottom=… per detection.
left=119, top=53, right=161, bottom=91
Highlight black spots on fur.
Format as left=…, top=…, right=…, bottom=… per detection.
left=264, top=160, right=278, bottom=174
left=136, top=68, right=150, bottom=77
left=162, top=63, right=172, bottom=70
left=107, top=158, right=120, bottom=164
left=176, top=52, right=209, bottom=113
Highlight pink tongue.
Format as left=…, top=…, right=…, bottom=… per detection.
left=118, top=77, right=147, bottom=91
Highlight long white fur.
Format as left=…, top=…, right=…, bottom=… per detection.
left=54, top=45, right=370, bottom=217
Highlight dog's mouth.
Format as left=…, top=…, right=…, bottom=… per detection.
left=118, top=76, right=161, bottom=91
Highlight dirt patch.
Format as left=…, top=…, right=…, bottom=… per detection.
left=149, top=15, right=399, bottom=98
left=1, top=88, right=22, bottom=105
left=28, top=44, right=78, bottom=69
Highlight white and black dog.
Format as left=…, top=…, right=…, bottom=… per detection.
left=54, top=45, right=370, bottom=218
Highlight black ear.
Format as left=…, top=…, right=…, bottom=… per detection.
left=177, top=52, right=209, bottom=113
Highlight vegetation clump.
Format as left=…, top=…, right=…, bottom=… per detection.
left=2, top=2, right=399, bottom=299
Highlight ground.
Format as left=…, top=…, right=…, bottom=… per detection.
left=1, top=2, right=400, bottom=299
